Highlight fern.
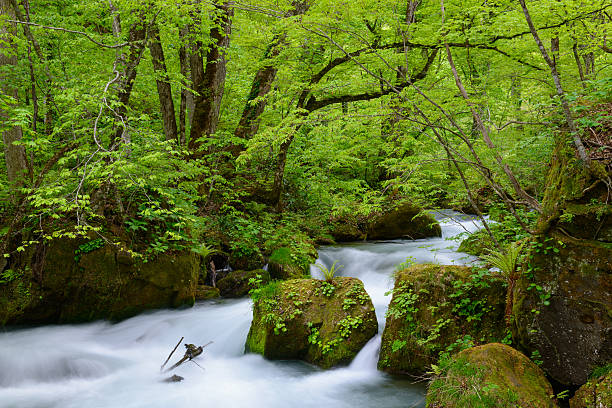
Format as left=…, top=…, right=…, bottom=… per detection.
left=481, top=241, right=525, bottom=277
left=314, top=260, right=343, bottom=283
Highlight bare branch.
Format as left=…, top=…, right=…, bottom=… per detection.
left=8, top=19, right=130, bottom=49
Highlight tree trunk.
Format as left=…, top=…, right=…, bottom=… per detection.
left=234, top=1, right=312, bottom=143
left=518, top=0, right=589, bottom=165
left=178, top=25, right=191, bottom=146
left=109, top=5, right=148, bottom=148
left=1, top=0, right=29, bottom=189
left=148, top=22, right=178, bottom=142
left=188, top=2, right=233, bottom=153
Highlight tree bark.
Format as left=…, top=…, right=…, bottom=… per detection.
left=109, top=4, right=148, bottom=148
left=1, top=0, right=29, bottom=189
left=234, top=1, right=312, bottom=142
left=178, top=25, right=191, bottom=146
left=518, top=0, right=589, bottom=165
left=148, top=22, right=178, bottom=142
left=188, top=2, right=233, bottom=153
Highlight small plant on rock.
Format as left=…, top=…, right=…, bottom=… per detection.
left=314, top=260, right=343, bottom=283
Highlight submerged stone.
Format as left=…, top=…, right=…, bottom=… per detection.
left=245, top=277, right=377, bottom=369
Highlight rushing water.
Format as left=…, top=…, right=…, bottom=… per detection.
left=0, top=211, right=482, bottom=408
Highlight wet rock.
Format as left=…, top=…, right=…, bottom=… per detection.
left=216, top=269, right=269, bottom=298
left=378, top=264, right=506, bottom=375
left=328, top=202, right=441, bottom=242
left=267, top=247, right=313, bottom=280
left=195, top=285, right=220, bottom=300
left=512, top=144, right=612, bottom=386
left=366, top=203, right=441, bottom=240
left=245, top=277, right=377, bottom=369
left=427, top=343, right=557, bottom=408
left=570, top=370, right=612, bottom=408
left=0, top=239, right=199, bottom=325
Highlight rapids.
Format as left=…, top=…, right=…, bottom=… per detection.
left=0, top=211, right=482, bottom=408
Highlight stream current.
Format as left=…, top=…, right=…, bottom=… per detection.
left=0, top=211, right=482, bottom=408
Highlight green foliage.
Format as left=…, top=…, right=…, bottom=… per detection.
left=480, top=241, right=526, bottom=278
left=74, top=238, right=105, bottom=262
left=314, top=260, right=343, bottom=283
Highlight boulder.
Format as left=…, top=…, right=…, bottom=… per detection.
left=267, top=247, right=310, bottom=280
left=216, top=269, right=269, bottom=298
left=366, top=203, right=441, bottom=240
left=327, top=202, right=441, bottom=243
left=245, top=277, right=377, bottom=368
left=512, top=144, right=612, bottom=386
left=195, top=285, right=220, bottom=300
left=378, top=264, right=506, bottom=375
left=0, top=238, right=199, bottom=324
left=570, top=369, right=612, bottom=408
left=427, top=343, right=557, bottom=408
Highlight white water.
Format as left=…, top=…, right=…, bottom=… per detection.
left=0, top=211, right=482, bottom=408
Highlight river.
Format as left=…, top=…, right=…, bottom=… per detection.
left=0, top=211, right=482, bottom=408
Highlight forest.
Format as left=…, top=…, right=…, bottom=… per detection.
left=0, top=0, right=610, bottom=407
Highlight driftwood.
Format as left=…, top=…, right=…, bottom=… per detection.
left=160, top=336, right=184, bottom=372
left=162, top=340, right=213, bottom=374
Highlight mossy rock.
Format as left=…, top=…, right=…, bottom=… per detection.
left=327, top=202, right=441, bottom=242
left=366, top=202, right=441, bottom=240
left=245, top=277, right=377, bottom=369
left=0, top=238, right=199, bottom=325
left=195, top=285, right=220, bottom=300
left=378, top=264, right=507, bottom=375
left=570, top=369, right=612, bottom=408
left=511, top=143, right=612, bottom=386
left=512, top=234, right=612, bottom=386
left=458, top=230, right=496, bottom=257
left=267, top=247, right=310, bottom=280
left=427, top=343, right=557, bottom=408
left=229, top=251, right=264, bottom=271
left=216, top=269, right=269, bottom=298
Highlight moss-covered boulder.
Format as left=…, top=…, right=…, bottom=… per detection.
left=457, top=230, right=496, bottom=256
left=216, top=269, right=269, bottom=298
left=0, top=239, right=199, bottom=325
left=512, top=144, right=612, bottom=386
left=267, top=247, right=311, bottom=280
left=427, top=343, right=557, bottom=408
left=570, top=368, right=612, bottom=408
left=378, top=264, right=506, bottom=375
left=195, top=285, right=220, bottom=300
left=327, top=202, right=441, bottom=242
left=366, top=203, right=441, bottom=240
left=245, top=277, right=377, bottom=368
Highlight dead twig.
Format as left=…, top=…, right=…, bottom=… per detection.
left=160, top=336, right=184, bottom=372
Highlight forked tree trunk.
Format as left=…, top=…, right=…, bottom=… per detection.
left=189, top=2, right=233, bottom=153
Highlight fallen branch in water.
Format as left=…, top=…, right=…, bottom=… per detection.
left=160, top=337, right=184, bottom=372
left=164, top=341, right=213, bottom=373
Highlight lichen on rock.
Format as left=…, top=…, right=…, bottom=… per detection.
left=245, top=277, right=377, bottom=369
